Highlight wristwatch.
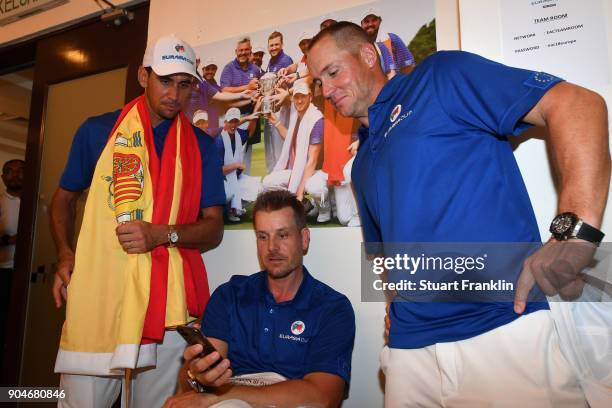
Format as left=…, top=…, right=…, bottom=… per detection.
left=167, top=227, right=179, bottom=248
left=549, top=212, right=605, bottom=246
left=186, top=370, right=207, bottom=393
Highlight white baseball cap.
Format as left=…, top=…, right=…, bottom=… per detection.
left=142, top=34, right=198, bottom=78
left=252, top=44, right=265, bottom=54
left=292, top=80, right=311, bottom=96
left=203, top=57, right=217, bottom=68
left=225, top=107, right=241, bottom=122
left=360, top=7, right=381, bottom=22
left=298, top=31, right=313, bottom=43
left=192, top=110, right=208, bottom=124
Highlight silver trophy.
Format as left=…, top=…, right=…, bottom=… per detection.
left=258, top=72, right=279, bottom=114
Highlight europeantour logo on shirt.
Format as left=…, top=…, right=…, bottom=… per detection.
left=390, top=104, right=402, bottom=122
left=291, top=320, right=305, bottom=335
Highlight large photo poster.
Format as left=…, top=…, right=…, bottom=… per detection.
left=185, top=0, right=436, bottom=228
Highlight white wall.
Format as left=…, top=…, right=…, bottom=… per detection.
left=459, top=0, right=612, bottom=239
left=148, top=1, right=460, bottom=406
left=0, top=0, right=144, bottom=47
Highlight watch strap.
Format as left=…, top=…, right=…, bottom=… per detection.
left=574, top=220, right=605, bottom=246
left=167, top=227, right=178, bottom=248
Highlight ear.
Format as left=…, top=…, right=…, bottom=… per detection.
left=137, top=65, right=149, bottom=88
left=301, top=227, right=310, bottom=254
left=360, top=43, right=378, bottom=69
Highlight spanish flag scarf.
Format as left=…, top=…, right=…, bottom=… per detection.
left=55, top=95, right=209, bottom=375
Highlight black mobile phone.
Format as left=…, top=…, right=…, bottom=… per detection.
left=176, top=325, right=221, bottom=368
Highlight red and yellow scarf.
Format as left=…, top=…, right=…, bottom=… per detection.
left=55, top=95, right=209, bottom=375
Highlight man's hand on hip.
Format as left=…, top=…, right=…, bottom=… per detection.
left=514, top=239, right=596, bottom=313
left=116, top=221, right=165, bottom=254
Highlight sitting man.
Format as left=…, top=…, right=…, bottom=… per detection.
left=262, top=81, right=326, bottom=216
left=216, top=107, right=261, bottom=222
left=165, top=189, right=355, bottom=408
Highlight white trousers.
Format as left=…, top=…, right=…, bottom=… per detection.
left=224, top=173, right=261, bottom=211
left=263, top=169, right=327, bottom=196
left=306, top=157, right=360, bottom=225
left=263, top=121, right=285, bottom=173
left=238, top=120, right=253, bottom=174
left=262, top=170, right=292, bottom=192
left=58, top=330, right=185, bottom=408
left=380, top=310, right=587, bottom=408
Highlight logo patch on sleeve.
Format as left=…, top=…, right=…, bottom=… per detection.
left=524, top=72, right=560, bottom=90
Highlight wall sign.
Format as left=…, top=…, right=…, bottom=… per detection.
left=0, top=0, right=69, bottom=27
left=500, top=0, right=610, bottom=87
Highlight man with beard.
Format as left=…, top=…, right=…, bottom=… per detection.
left=50, top=34, right=225, bottom=407
left=164, top=189, right=355, bottom=408
left=0, top=159, right=24, bottom=363
left=250, top=44, right=265, bottom=70
left=308, top=22, right=609, bottom=407
left=221, top=37, right=263, bottom=173
left=360, top=7, right=416, bottom=77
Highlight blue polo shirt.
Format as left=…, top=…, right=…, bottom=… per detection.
left=60, top=110, right=226, bottom=209
left=352, top=51, right=563, bottom=348
left=202, top=268, right=355, bottom=385
left=220, top=59, right=262, bottom=89
left=266, top=50, right=294, bottom=74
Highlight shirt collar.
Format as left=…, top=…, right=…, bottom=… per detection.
left=371, top=74, right=401, bottom=108
left=261, top=266, right=314, bottom=310
left=233, top=58, right=253, bottom=72
left=368, top=74, right=403, bottom=135
left=270, top=50, right=285, bottom=64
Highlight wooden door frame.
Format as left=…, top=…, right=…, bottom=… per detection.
left=1, top=1, right=149, bottom=386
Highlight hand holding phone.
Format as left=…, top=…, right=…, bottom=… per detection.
left=176, top=325, right=222, bottom=369
left=177, top=325, right=233, bottom=390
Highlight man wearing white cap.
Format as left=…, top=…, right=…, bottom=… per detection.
left=250, top=44, right=265, bottom=70
left=360, top=7, right=416, bottom=77
left=216, top=107, right=262, bottom=222
left=192, top=109, right=209, bottom=132
left=277, top=31, right=313, bottom=87
left=50, top=34, right=225, bottom=407
left=263, top=81, right=325, bottom=210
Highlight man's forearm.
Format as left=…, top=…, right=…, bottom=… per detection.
left=49, top=188, right=80, bottom=257
left=222, top=85, right=248, bottom=93
left=210, top=379, right=340, bottom=408
left=213, top=91, right=245, bottom=102
left=542, top=84, right=611, bottom=227
left=169, top=207, right=224, bottom=252
left=229, top=99, right=252, bottom=109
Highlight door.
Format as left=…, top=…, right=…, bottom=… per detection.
left=1, top=2, right=149, bottom=388
left=22, top=67, right=128, bottom=389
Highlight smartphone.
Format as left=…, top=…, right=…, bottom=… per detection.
left=176, top=325, right=222, bottom=368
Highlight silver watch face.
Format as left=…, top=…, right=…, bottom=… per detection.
left=551, top=214, right=574, bottom=234
left=169, top=231, right=179, bottom=244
